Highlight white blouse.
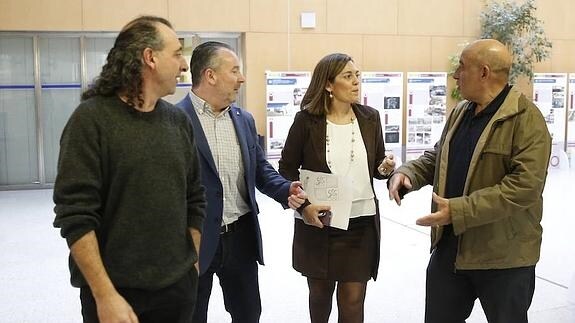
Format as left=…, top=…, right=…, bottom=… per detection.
left=326, top=120, right=376, bottom=218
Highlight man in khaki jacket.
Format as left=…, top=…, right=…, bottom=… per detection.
left=389, top=39, right=551, bottom=323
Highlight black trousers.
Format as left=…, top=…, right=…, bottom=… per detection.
left=425, top=226, right=535, bottom=323
left=80, top=269, right=198, bottom=323
left=192, top=214, right=261, bottom=323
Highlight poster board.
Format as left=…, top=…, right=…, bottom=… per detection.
left=361, top=72, right=404, bottom=160
left=265, top=71, right=311, bottom=159
left=533, top=73, right=568, bottom=168
left=533, top=73, right=568, bottom=147
left=405, top=72, right=448, bottom=161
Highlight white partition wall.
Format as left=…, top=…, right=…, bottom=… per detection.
left=405, top=72, right=447, bottom=161
left=533, top=73, right=568, bottom=169
left=265, top=71, right=311, bottom=159
left=361, top=72, right=403, bottom=161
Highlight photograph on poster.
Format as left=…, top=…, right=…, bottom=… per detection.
left=416, top=133, right=424, bottom=144
left=269, top=138, right=285, bottom=150
left=385, top=132, right=400, bottom=144
left=429, top=85, right=446, bottom=97
left=425, top=98, right=446, bottom=116
left=293, top=87, right=304, bottom=106
left=266, top=102, right=289, bottom=116
left=384, top=96, right=400, bottom=109
left=416, top=125, right=432, bottom=132
left=552, top=86, right=565, bottom=109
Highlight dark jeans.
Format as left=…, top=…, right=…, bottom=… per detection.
left=425, top=226, right=536, bottom=323
left=192, top=214, right=261, bottom=323
left=80, top=269, right=198, bottom=323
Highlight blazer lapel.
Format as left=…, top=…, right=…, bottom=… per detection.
left=353, top=104, right=377, bottom=174
left=308, top=114, right=329, bottom=172
left=229, top=107, right=251, bottom=175
left=182, top=94, right=218, bottom=174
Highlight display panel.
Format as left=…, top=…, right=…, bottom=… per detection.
left=405, top=72, right=447, bottom=161
left=265, top=71, right=311, bottom=159
left=361, top=72, right=403, bottom=160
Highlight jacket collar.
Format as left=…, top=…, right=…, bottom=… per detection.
left=440, top=86, right=524, bottom=196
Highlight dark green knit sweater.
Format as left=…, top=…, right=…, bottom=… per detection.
left=53, top=95, right=205, bottom=290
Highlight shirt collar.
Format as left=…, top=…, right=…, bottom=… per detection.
left=189, top=90, right=230, bottom=117
left=466, top=84, right=511, bottom=118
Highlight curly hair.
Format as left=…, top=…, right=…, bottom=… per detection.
left=82, top=15, right=172, bottom=107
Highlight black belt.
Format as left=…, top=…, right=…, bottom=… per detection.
left=220, top=213, right=250, bottom=235
left=220, top=221, right=239, bottom=235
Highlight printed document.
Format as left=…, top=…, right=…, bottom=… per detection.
left=299, top=169, right=353, bottom=230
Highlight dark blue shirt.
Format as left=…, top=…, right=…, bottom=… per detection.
left=442, top=85, right=511, bottom=237
left=444, top=85, right=511, bottom=199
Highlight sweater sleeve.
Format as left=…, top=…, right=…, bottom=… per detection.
left=53, top=104, right=104, bottom=247
left=185, top=120, right=207, bottom=232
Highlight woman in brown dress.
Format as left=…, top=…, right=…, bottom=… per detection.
left=279, top=53, right=395, bottom=323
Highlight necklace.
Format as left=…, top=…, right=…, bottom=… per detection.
left=326, top=115, right=356, bottom=171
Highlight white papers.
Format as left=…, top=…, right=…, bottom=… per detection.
left=299, top=169, right=353, bottom=230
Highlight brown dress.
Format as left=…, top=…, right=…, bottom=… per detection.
left=278, top=103, right=389, bottom=281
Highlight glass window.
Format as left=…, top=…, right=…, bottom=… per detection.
left=0, top=32, right=243, bottom=188
left=39, top=37, right=81, bottom=183
left=85, top=37, right=115, bottom=86
left=0, top=37, right=39, bottom=185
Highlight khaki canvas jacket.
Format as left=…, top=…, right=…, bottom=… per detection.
left=397, top=87, right=551, bottom=269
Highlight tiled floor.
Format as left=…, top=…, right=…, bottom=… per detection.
left=0, top=168, right=574, bottom=322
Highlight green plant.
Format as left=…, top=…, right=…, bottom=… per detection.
left=448, top=0, right=552, bottom=100
left=480, top=0, right=552, bottom=83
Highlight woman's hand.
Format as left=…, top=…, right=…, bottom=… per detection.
left=378, top=154, right=396, bottom=176
left=301, top=204, right=331, bottom=228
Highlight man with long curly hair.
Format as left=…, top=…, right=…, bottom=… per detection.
left=53, top=16, right=206, bottom=323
